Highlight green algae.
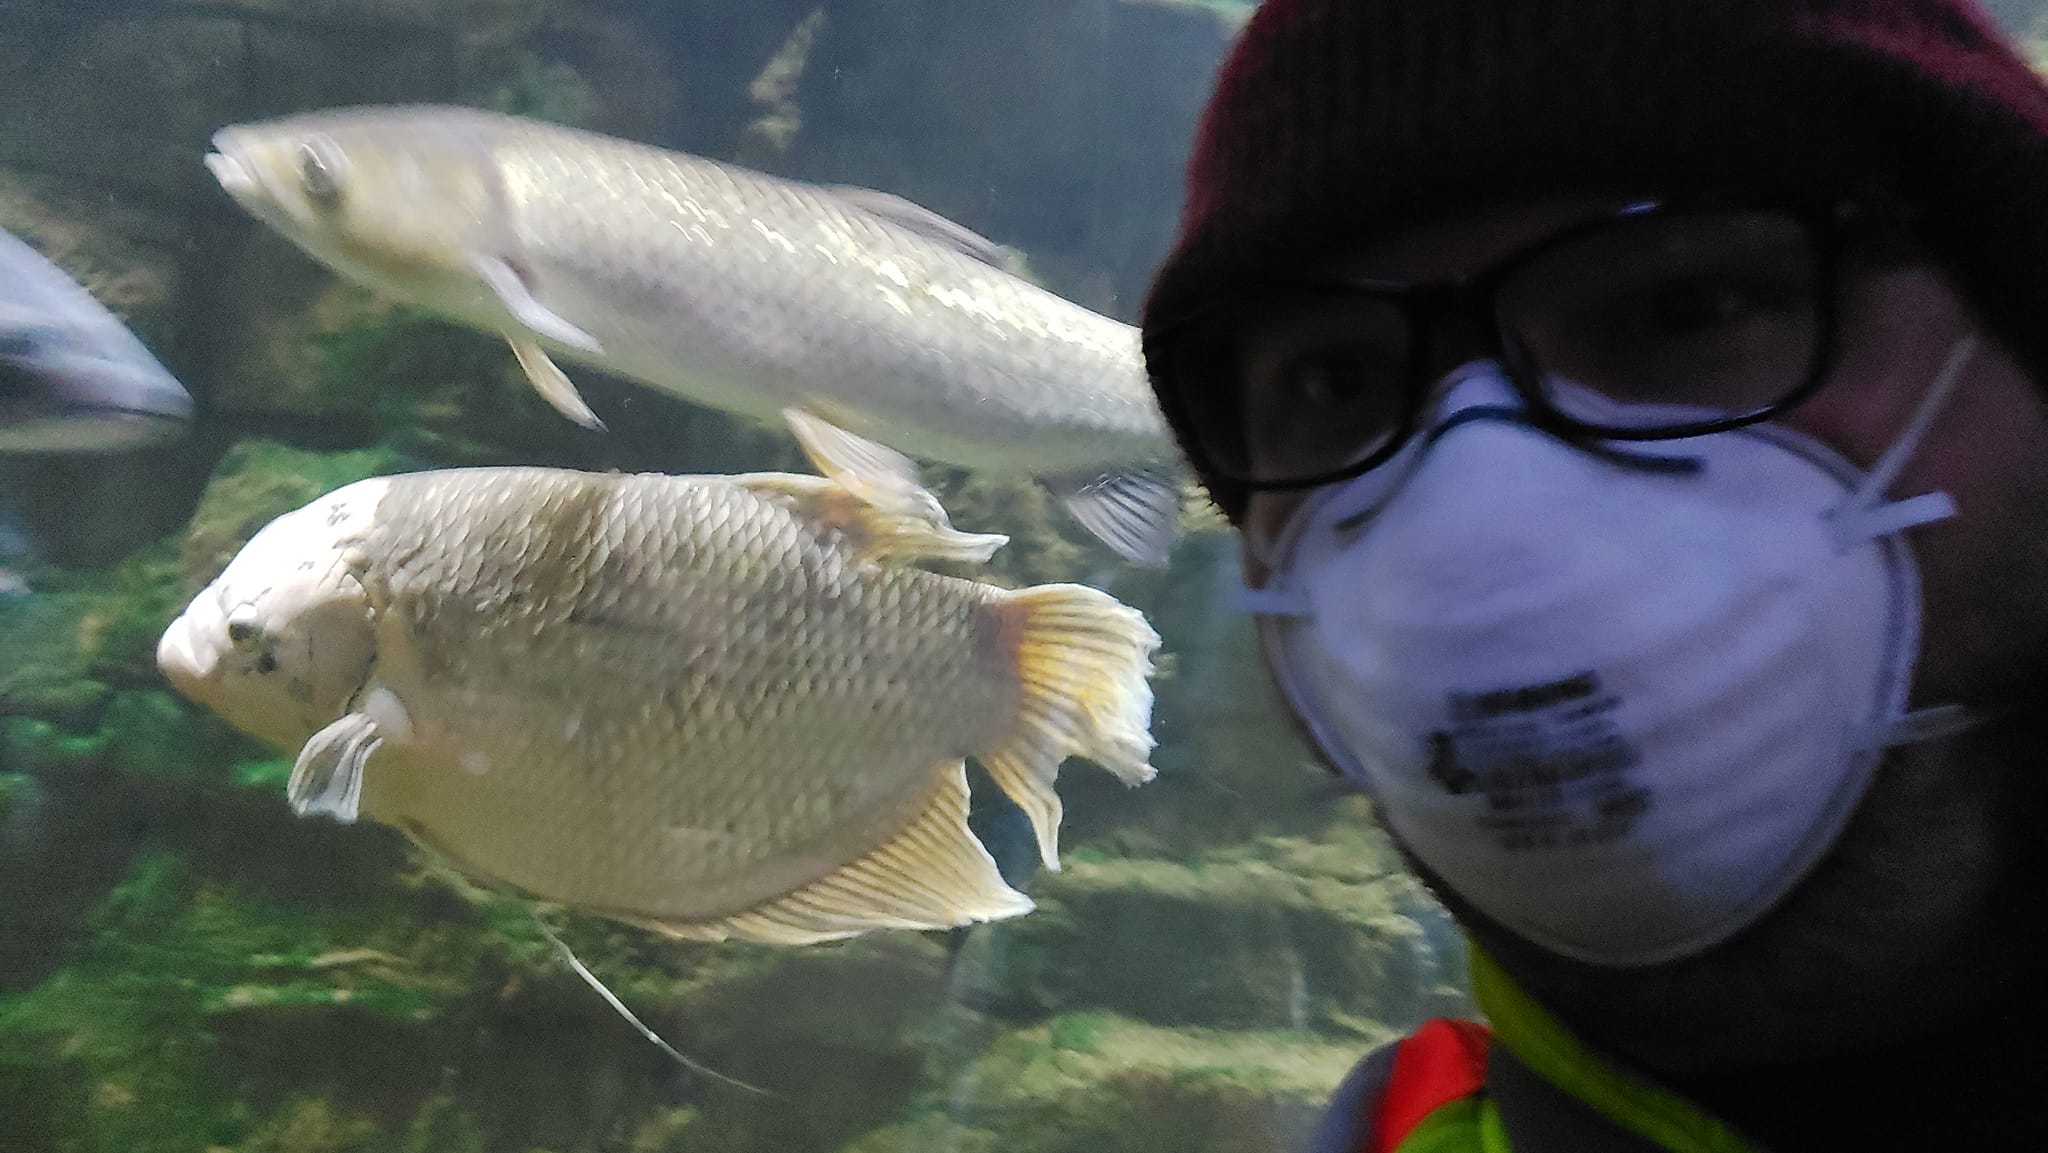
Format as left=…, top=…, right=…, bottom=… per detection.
left=483, top=52, right=603, bottom=127
left=0, top=845, right=497, bottom=1153
left=0, top=771, right=30, bottom=820
left=850, top=1015, right=1362, bottom=1153
left=180, top=440, right=411, bottom=590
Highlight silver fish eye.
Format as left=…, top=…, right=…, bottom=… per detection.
left=296, top=137, right=346, bottom=209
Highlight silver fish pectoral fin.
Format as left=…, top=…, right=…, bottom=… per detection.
left=628, top=759, right=1033, bottom=947
left=780, top=406, right=953, bottom=528
left=468, top=253, right=602, bottom=354
left=508, top=335, right=606, bottom=430
left=287, top=711, right=382, bottom=822
left=730, top=472, right=1008, bottom=566
left=1042, top=463, right=1186, bottom=569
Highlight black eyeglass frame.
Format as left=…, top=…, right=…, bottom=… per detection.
left=1144, top=196, right=1909, bottom=492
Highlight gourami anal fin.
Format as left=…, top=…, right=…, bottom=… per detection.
left=1042, top=464, right=1185, bottom=568
left=731, top=472, right=1007, bottom=566
left=630, top=759, right=1033, bottom=945
left=976, top=583, right=1162, bottom=868
left=288, top=711, right=383, bottom=822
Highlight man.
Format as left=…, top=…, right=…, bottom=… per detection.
left=1139, top=1, right=2048, bottom=1148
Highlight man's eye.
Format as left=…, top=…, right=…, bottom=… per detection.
left=1622, top=273, right=1798, bottom=342
left=1279, top=347, right=1383, bottom=408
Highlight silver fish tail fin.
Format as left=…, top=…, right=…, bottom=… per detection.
left=633, top=760, right=1033, bottom=946
left=974, top=584, right=1162, bottom=869
left=1042, top=465, right=1185, bottom=568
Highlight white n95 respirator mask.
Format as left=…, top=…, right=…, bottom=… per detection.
left=1242, top=348, right=1982, bottom=967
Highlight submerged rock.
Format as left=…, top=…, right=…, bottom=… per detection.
left=952, top=811, right=1473, bottom=1038
left=844, top=1013, right=1357, bottom=1153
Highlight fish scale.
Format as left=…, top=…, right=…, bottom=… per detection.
left=495, top=126, right=1156, bottom=465
left=357, top=470, right=1012, bottom=917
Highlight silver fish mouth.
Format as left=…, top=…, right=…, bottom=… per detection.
left=204, top=136, right=264, bottom=211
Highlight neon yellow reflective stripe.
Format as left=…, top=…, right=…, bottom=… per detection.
left=1389, top=1096, right=1514, bottom=1153
left=1393, top=1096, right=1484, bottom=1153
left=1469, top=946, right=1762, bottom=1153
left=1480, top=1096, right=1513, bottom=1153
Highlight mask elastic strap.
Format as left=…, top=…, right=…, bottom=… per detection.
left=1830, top=336, right=1977, bottom=549
left=1851, top=703, right=1986, bottom=750
left=1236, top=584, right=1311, bottom=618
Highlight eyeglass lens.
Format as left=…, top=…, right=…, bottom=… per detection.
left=1170, top=209, right=1824, bottom=487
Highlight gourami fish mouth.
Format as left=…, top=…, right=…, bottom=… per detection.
left=156, top=614, right=218, bottom=689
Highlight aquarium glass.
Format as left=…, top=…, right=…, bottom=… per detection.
left=7, top=2, right=2044, bottom=1151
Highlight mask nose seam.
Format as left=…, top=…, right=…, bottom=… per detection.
left=1328, top=408, right=1704, bottom=534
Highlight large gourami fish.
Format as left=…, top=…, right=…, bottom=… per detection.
left=0, top=226, right=192, bottom=455
left=154, top=440, right=1161, bottom=944
left=201, top=104, right=1185, bottom=566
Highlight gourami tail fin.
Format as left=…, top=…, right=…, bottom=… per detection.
left=977, top=583, right=1161, bottom=869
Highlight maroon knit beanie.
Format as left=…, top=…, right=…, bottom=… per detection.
left=1142, top=0, right=2048, bottom=519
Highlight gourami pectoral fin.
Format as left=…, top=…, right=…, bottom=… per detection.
left=1042, top=464, right=1185, bottom=568
left=976, top=583, right=1162, bottom=868
left=780, top=406, right=954, bottom=528
left=509, top=336, right=606, bottom=430
left=732, top=472, right=1008, bottom=565
left=288, top=711, right=383, bottom=822
left=631, top=760, right=1033, bottom=946
left=469, top=253, right=603, bottom=353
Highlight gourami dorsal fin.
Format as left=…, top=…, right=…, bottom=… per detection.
left=779, top=405, right=952, bottom=526
left=730, top=472, right=1008, bottom=566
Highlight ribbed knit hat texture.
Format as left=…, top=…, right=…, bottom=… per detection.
left=1142, top=0, right=2048, bottom=515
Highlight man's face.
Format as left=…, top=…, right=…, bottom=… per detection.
left=1233, top=195, right=2048, bottom=1068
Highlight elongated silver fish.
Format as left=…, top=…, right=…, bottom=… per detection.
left=202, top=104, right=1184, bottom=565
left=0, top=226, right=191, bottom=455
left=154, top=440, right=1160, bottom=944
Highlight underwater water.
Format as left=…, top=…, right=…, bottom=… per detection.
left=3, top=2, right=2039, bottom=1151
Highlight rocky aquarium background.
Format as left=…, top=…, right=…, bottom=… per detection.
left=9, top=1, right=2040, bottom=1150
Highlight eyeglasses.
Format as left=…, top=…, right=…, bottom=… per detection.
left=1146, top=199, right=1890, bottom=491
